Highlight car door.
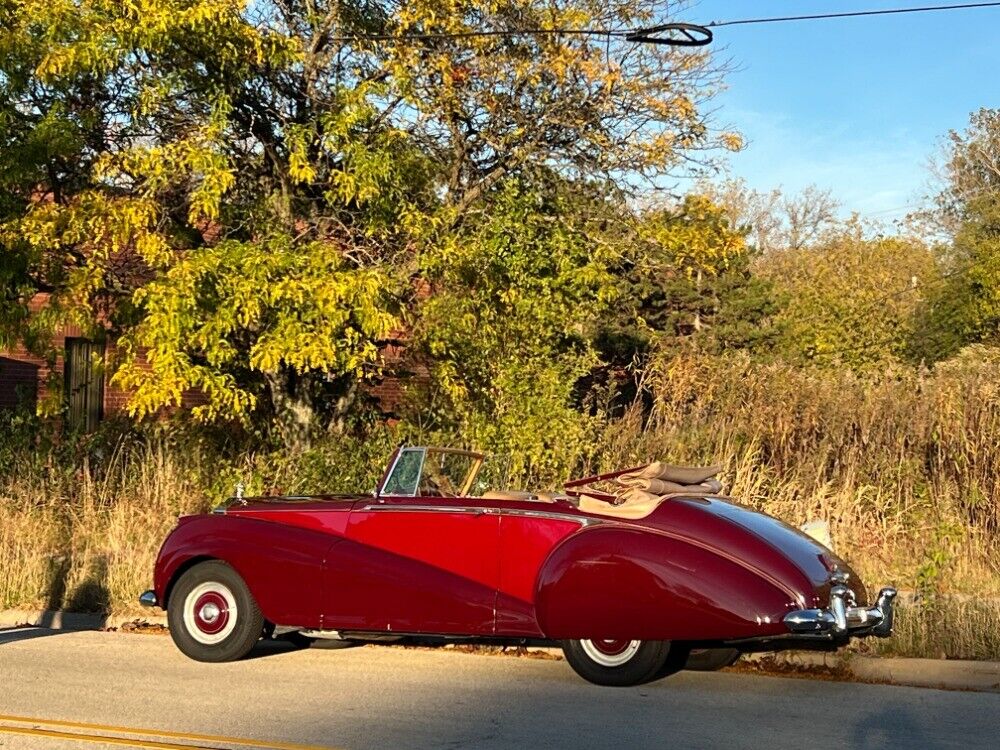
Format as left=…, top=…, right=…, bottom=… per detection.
left=327, top=497, right=500, bottom=635
left=496, top=508, right=588, bottom=636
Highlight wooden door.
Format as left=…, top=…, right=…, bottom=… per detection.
left=65, top=338, right=104, bottom=431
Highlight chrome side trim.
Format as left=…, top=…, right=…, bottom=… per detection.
left=500, top=508, right=601, bottom=527
left=356, top=504, right=598, bottom=526
left=359, top=504, right=499, bottom=516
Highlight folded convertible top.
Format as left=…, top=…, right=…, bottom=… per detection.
left=564, top=461, right=723, bottom=506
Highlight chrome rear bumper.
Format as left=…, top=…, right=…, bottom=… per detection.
left=784, top=585, right=897, bottom=639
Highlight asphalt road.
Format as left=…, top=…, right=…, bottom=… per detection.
left=1, top=627, right=997, bottom=750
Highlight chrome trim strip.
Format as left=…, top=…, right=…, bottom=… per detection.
left=359, top=504, right=498, bottom=516
left=357, top=504, right=598, bottom=526
left=500, top=508, right=600, bottom=527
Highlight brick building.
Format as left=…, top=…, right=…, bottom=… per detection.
left=0, top=293, right=206, bottom=430
left=1, top=294, right=416, bottom=429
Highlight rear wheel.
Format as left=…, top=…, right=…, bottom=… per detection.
left=167, top=561, right=264, bottom=663
left=683, top=647, right=741, bottom=671
left=561, top=639, right=672, bottom=687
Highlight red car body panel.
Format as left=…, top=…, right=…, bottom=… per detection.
left=336, top=498, right=500, bottom=633
left=152, top=465, right=863, bottom=643
left=496, top=512, right=582, bottom=636
left=154, top=514, right=332, bottom=629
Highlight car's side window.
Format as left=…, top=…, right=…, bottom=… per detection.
left=381, top=448, right=424, bottom=496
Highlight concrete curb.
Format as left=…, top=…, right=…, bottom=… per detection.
left=745, top=651, right=1000, bottom=693
left=0, top=609, right=167, bottom=630
left=4, top=610, right=998, bottom=692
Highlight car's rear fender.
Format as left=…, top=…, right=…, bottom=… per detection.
left=534, top=525, right=809, bottom=641
left=154, top=514, right=337, bottom=629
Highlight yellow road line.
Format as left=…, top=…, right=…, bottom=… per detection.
left=0, top=715, right=338, bottom=750
left=0, top=724, right=221, bottom=749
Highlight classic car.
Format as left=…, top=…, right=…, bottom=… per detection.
left=141, top=446, right=896, bottom=686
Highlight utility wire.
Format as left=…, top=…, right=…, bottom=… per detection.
left=328, top=2, right=1000, bottom=44
left=707, top=2, right=1000, bottom=27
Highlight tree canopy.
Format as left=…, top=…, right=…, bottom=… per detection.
left=1, top=0, right=741, bottom=445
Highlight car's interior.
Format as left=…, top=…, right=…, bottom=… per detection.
left=380, top=447, right=723, bottom=519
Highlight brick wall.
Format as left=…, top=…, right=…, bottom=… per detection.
left=0, top=293, right=207, bottom=418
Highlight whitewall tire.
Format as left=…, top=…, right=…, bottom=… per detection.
left=168, top=561, right=264, bottom=662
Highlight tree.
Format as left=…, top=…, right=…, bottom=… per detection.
left=760, top=227, right=939, bottom=369
left=702, top=178, right=841, bottom=254
left=914, top=108, right=1000, bottom=361
left=0, top=0, right=737, bottom=441
left=410, top=176, right=616, bottom=486
left=597, top=193, right=781, bottom=376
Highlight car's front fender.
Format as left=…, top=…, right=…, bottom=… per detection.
left=154, top=514, right=337, bottom=629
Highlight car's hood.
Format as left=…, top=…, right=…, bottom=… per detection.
left=643, top=496, right=866, bottom=606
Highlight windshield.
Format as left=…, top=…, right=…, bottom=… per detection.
left=379, top=447, right=484, bottom=497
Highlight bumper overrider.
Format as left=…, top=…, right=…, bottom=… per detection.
left=783, top=579, right=898, bottom=640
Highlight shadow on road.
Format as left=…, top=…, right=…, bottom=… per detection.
left=0, top=627, right=68, bottom=645
left=850, top=701, right=946, bottom=749
left=244, top=638, right=305, bottom=660
left=38, top=551, right=111, bottom=631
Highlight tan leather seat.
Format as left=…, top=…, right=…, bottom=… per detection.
left=481, top=490, right=536, bottom=501
left=534, top=492, right=570, bottom=503
left=577, top=494, right=668, bottom=519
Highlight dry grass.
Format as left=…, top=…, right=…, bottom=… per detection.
left=588, top=350, right=1000, bottom=659
left=2, top=349, right=999, bottom=659
left=0, top=440, right=209, bottom=613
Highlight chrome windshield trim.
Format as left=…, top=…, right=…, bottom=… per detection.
left=376, top=447, right=425, bottom=498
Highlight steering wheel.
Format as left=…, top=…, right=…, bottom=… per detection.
left=423, top=462, right=458, bottom=497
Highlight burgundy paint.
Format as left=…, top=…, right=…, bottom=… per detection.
left=151, top=487, right=860, bottom=641
left=154, top=514, right=334, bottom=629
left=496, top=513, right=581, bottom=635
left=534, top=525, right=794, bottom=640
left=333, top=497, right=501, bottom=634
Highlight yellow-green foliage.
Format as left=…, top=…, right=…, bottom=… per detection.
left=112, top=236, right=398, bottom=422
left=759, top=231, right=940, bottom=368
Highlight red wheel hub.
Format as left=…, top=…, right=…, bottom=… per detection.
left=191, top=591, right=230, bottom=635
left=589, top=639, right=632, bottom=656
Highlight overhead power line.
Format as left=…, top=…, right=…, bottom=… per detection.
left=331, top=22, right=713, bottom=46
left=328, top=2, right=1000, bottom=45
left=707, top=2, right=1000, bottom=28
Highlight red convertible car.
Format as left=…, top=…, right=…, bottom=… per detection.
left=141, top=446, right=896, bottom=686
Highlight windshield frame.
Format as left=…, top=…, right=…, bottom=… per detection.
left=376, top=446, right=485, bottom=498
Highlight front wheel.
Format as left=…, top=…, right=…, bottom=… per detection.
left=167, top=560, right=264, bottom=663
left=561, top=639, right=672, bottom=687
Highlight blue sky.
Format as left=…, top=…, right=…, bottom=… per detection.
left=686, top=1, right=1000, bottom=219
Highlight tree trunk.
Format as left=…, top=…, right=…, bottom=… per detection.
left=265, top=368, right=317, bottom=449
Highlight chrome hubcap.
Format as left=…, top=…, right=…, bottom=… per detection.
left=580, top=639, right=642, bottom=667
left=183, top=582, right=238, bottom=645
left=199, top=602, right=221, bottom=623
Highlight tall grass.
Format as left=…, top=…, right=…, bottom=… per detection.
left=587, top=348, right=1000, bottom=659
left=0, top=423, right=393, bottom=614
left=1, top=349, right=998, bottom=658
